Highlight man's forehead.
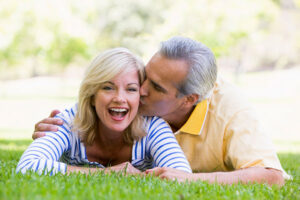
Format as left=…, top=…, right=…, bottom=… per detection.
left=146, top=54, right=188, bottom=85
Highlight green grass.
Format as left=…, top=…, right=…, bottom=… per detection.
left=0, top=140, right=299, bottom=199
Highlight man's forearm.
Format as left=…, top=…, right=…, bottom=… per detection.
left=192, top=167, right=284, bottom=186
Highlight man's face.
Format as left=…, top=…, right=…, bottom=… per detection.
left=139, top=53, right=188, bottom=121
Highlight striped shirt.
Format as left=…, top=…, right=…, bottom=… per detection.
left=16, top=104, right=191, bottom=175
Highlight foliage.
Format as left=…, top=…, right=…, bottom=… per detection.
left=0, top=0, right=299, bottom=78
left=0, top=139, right=299, bottom=199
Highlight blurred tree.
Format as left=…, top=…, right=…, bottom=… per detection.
left=0, top=0, right=299, bottom=79
left=0, top=11, right=43, bottom=77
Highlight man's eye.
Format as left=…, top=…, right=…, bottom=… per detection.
left=153, top=84, right=163, bottom=92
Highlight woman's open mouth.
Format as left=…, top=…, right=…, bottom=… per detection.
left=108, top=108, right=128, bottom=120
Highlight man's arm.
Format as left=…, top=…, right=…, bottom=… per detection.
left=145, top=167, right=284, bottom=186
left=33, top=110, right=63, bottom=139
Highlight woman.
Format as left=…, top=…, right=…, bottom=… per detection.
left=16, top=48, right=191, bottom=175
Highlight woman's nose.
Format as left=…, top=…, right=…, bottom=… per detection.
left=112, top=91, right=126, bottom=103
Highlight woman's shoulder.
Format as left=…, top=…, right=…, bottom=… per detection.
left=142, top=116, right=172, bottom=136
left=143, top=116, right=167, bottom=125
left=54, top=103, right=78, bottom=124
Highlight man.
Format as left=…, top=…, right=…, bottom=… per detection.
left=33, top=36, right=288, bottom=185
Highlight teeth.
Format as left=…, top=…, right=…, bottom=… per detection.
left=110, top=108, right=127, bottom=112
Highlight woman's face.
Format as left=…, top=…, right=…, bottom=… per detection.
left=94, top=68, right=140, bottom=133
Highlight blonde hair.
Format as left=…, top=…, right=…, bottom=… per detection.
left=73, top=47, right=146, bottom=145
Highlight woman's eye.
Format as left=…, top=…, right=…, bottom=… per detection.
left=102, top=86, right=113, bottom=90
left=128, top=87, right=138, bottom=92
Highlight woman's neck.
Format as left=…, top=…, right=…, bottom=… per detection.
left=95, top=125, right=126, bottom=151
left=85, top=123, right=132, bottom=166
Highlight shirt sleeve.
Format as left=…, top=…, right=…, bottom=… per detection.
left=224, top=108, right=289, bottom=178
left=146, top=117, right=192, bottom=173
left=16, top=105, right=76, bottom=175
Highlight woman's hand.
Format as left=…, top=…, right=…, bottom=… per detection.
left=107, top=162, right=141, bottom=175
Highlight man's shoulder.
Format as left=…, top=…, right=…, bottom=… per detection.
left=209, top=77, right=252, bottom=116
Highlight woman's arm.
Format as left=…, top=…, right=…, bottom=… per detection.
left=146, top=117, right=192, bottom=173
left=16, top=106, right=76, bottom=175
left=16, top=132, right=70, bottom=175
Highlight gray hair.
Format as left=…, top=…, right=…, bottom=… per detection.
left=159, top=36, right=217, bottom=103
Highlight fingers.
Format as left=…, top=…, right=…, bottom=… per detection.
left=34, top=118, right=63, bottom=131
left=32, top=132, right=46, bottom=140
left=33, top=117, right=63, bottom=140
left=145, top=167, right=165, bottom=176
left=49, top=109, right=61, bottom=117
left=35, top=122, right=60, bottom=133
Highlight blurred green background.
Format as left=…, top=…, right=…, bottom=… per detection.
left=0, top=0, right=300, bottom=152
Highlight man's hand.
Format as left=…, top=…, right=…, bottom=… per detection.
left=146, top=167, right=285, bottom=186
left=32, top=110, right=63, bottom=140
left=145, top=167, right=192, bottom=182
left=107, top=162, right=141, bottom=175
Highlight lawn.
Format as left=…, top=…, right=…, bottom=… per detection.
left=0, top=139, right=299, bottom=199
left=1, top=68, right=300, bottom=199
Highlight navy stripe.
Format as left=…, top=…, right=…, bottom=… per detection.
left=47, top=135, right=64, bottom=155
left=57, top=130, right=71, bottom=149
left=27, top=162, right=35, bottom=171
left=29, top=145, right=53, bottom=160
left=149, top=123, right=167, bottom=140
left=65, top=109, right=72, bottom=120
left=60, top=124, right=70, bottom=134
left=152, top=141, right=179, bottom=158
left=159, top=152, right=185, bottom=167
left=174, top=165, right=191, bottom=171
left=56, top=115, right=68, bottom=124
left=52, top=131, right=66, bottom=148
left=134, top=141, right=138, bottom=159
left=150, top=137, right=175, bottom=154
left=78, top=139, right=82, bottom=159
left=148, top=132, right=172, bottom=152
left=44, top=159, right=48, bottom=174
left=70, top=107, right=75, bottom=116
left=154, top=147, right=180, bottom=164
left=50, top=161, right=54, bottom=176
left=26, top=147, right=51, bottom=160
left=18, top=159, right=33, bottom=171
left=42, top=138, right=60, bottom=160
left=35, top=159, right=40, bottom=172
left=35, top=141, right=58, bottom=160
left=166, top=160, right=188, bottom=168
left=140, top=137, right=144, bottom=159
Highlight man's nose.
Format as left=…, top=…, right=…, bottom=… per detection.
left=140, top=79, right=149, bottom=96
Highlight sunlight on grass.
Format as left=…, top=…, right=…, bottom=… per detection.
left=1, top=142, right=299, bottom=199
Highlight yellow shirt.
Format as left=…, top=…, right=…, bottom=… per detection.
left=175, top=78, right=289, bottom=178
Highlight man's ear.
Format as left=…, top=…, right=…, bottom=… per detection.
left=184, top=93, right=199, bottom=107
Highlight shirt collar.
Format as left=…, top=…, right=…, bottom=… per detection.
left=178, top=99, right=209, bottom=135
